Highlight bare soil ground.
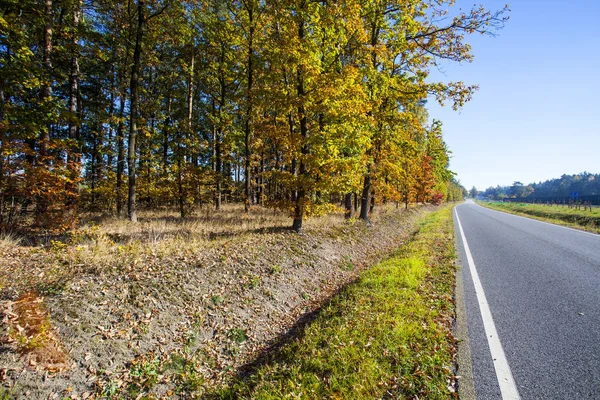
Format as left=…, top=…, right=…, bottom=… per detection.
left=0, top=204, right=435, bottom=399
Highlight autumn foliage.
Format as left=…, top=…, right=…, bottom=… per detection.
left=2, top=291, right=69, bottom=371
left=0, top=0, right=507, bottom=232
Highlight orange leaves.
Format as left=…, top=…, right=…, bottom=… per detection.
left=22, top=155, right=80, bottom=232
left=2, top=292, right=70, bottom=372
left=0, top=138, right=80, bottom=232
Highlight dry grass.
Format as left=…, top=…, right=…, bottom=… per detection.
left=79, top=203, right=405, bottom=242
left=69, top=203, right=404, bottom=272
left=80, top=204, right=293, bottom=243
left=1, top=203, right=409, bottom=298
left=0, top=232, right=23, bottom=252
left=1, top=205, right=290, bottom=297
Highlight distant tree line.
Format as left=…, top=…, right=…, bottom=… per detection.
left=1, top=0, right=504, bottom=232
left=480, top=172, right=600, bottom=201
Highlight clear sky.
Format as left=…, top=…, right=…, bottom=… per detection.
left=426, top=0, right=600, bottom=191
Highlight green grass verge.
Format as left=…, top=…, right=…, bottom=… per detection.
left=213, top=206, right=458, bottom=399
left=479, top=201, right=600, bottom=233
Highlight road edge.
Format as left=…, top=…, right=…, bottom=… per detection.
left=454, top=208, right=476, bottom=400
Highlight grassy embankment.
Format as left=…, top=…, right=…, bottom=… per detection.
left=479, top=201, right=600, bottom=233
left=1, top=203, right=456, bottom=399
left=216, top=205, right=458, bottom=399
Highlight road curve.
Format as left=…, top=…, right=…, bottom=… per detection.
left=454, top=201, right=600, bottom=399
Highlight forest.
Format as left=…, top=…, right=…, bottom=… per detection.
left=480, top=172, right=600, bottom=201
left=0, top=0, right=507, bottom=232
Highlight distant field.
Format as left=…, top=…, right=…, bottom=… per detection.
left=479, top=202, right=600, bottom=233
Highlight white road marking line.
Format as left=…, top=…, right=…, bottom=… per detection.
left=455, top=207, right=521, bottom=400
left=474, top=202, right=600, bottom=239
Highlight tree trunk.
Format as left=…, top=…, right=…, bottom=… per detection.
left=107, top=63, right=116, bottom=170
left=259, top=150, right=264, bottom=206
left=65, top=0, right=82, bottom=211
left=91, top=132, right=98, bottom=207
left=116, top=0, right=133, bottom=217
left=34, top=0, right=53, bottom=219
left=67, top=0, right=81, bottom=163
left=107, top=90, right=114, bottom=168
left=39, top=0, right=53, bottom=158
left=244, top=11, right=254, bottom=213
left=369, top=188, right=375, bottom=214
left=127, top=0, right=145, bottom=222
left=116, top=93, right=126, bottom=216
left=215, top=127, right=222, bottom=210
left=292, top=16, right=307, bottom=233
left=146, top=115, right=155, bottom=207
left=359, top=172, right=371, bottom=221
left=187, top=48, right=194, bottom=134
left=177, top=137, right=185, bottom=218
left=178, top=47, right=193, bottom=219
left=288, top=113, right=297, bottom=203
left=344, top=193, right=353, bottom=219
left=215, top=56, right=227, bottom=211
left=162, top=95, right=171, bottom=172
left=358, top=23, right=381, bottom=223
left=0, top=78, right=5, bottom=225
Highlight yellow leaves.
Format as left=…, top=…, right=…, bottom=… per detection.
left=304, top=201, right=340, bottom=218
left=0, top=15, right=9, bottom=30
left=428, top=81, right=478, bottom=111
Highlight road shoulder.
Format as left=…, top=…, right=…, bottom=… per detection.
left=454, top=208, right=476, bottom=400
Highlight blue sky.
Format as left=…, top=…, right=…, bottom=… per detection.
left=427, top=0, right=600, bottom=191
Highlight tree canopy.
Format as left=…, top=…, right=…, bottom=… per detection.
left=0, top=0, right=506, bottom=231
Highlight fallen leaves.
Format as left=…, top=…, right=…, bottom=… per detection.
left=1, top=292, right=70, bottom=373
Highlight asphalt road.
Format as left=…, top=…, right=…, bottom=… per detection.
left=454, top=201, right=600, bottom=399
